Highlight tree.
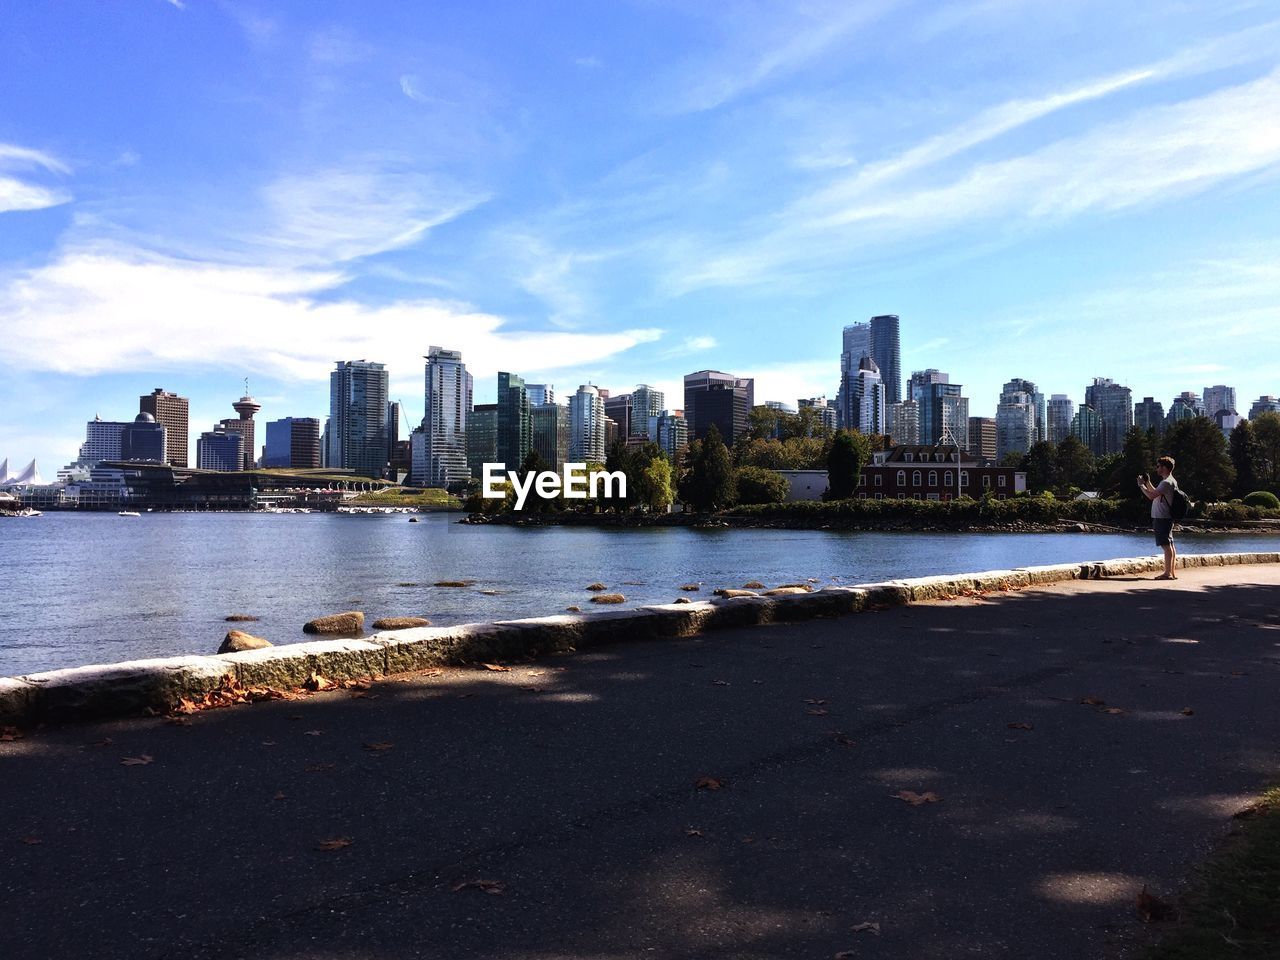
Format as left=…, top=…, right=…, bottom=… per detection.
left=745, top=405, right=784, bottom=441
left=680, top=425, right=736, bottom=510
left=1164, top=416, right=1235, bottom=502
left=1229, top=419, right=1262, bottom=498
left=1103, top=426, right=1155, bottom=501
left=734, top=466, right=789, bottom=504
left=1251, top=412, right=1280, bottom=492
left=1022, top=441, right=1058, bottom=494
left=825, top=429, right=870, bottom=500
left=515, top=449, right=553, bottom=513
left=637, top=456, right=674, bottom=511
left=1055, top=435, right=1095, bottom=492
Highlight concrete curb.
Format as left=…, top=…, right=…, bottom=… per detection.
left=4, top=551, right=1278, bottom=726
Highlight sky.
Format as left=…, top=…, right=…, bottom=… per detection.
left=2, top=0, right=1279, bottom=472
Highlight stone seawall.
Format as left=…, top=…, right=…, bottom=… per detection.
left=4, top=551, right=1277, bottom=727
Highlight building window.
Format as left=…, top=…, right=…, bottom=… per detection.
left=935, top=453, right=944, bottom=463
left=912, top=470, right=922, bottom=486
left=897, top=470, right=906, bottom=485
left=904, top=452, right=914, bottom=462
left=858, top=492, right=867, bottom=499
left=875, top=493, right=883, bottom=500
left=898, top=493, right=906, bottom=499
left=944, top=471, right=953, bottom=486
left=960, top=471, right=969, bottom=486
left=859, top=474, right=867, bottom=485
left=928, top=470, right=937, bottom=487
left=983, top=475, right=991, bottom=488
left=927, top=493, right=940, bottom=501
left=874, top=474, right=882, bottom=486
left=998, top=475, right=1007, bottom=487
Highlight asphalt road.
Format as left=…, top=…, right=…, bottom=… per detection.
left=4, top=564, right=1279, bottom=960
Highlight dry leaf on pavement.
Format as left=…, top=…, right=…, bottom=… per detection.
left=451, top=879, right=504, bottom=895
left=892, top=790, right=942, bottom=806
left=1080, top=696, right=1107, bottom=706
left=481, top=663, right=510, bottom=672
left=684, top=828, right=703, bottom=838
left=694, top=776, right=726, bottom=791
left=316, top=837, right=353, bottom=851
left=1136, top=885, right=1176, bottom=922
left=806, top=708, right=829, bottom=716
left=305, top=674, right=338, bottom=692
left=1181, top=707, right=1195, bottom=716
left=363, top=742, right=394, bottom=751
left=851, top=922, right=881, bottom=934
left=0, top=727, right=24, bottom=741
left=121, top=755, right=154, bottom=766
left=304, top=730, right=323, bottom=736
left=1102, top=707, right=1126, bottom=715
left=273, top=792, right=286, bottom=801
left=20, top=837, right=42, bottom=845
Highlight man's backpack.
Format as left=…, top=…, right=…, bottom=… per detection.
left=1166, top=484, right=1192, bottom=520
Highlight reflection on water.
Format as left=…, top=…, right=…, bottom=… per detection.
left=4, top=511, right=1278, bottom=675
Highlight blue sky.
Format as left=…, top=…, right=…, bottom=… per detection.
left=2, top=0, right=1279, bottom=472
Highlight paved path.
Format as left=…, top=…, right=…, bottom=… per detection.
left=4, top=565, right=1279, bottom=960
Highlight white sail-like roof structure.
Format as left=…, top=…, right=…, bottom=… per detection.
left=8, top=460, right=43, bottom=486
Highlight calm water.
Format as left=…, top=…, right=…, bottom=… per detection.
left=4, top=511, right=1278, bottom=676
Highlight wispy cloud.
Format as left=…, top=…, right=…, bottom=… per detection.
left=661, top=335, right=718, bottom=359
left=162, top=0, right=186, bottom=10
left=0, top=143, right=72, bottom=214
left=399, top=74, right=457, bottom=106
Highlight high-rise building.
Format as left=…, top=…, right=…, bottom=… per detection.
left=1202, top=385, right=1237, bottom=421
left=869, top=314, right=902, bottom=404
left=996, top=386, right=1036, bottom=460
left=328, top=360, right=390, bottom=479
left=78, top=417, right=129, bottom=464
left=798, top=396, right=838, bottom=433
left=1248, top=396, right=1280, bottom=419
left=496, top=372, right=531, bottom=471
left=531, top=403, right=570, bottom=469
left=1168, top=391, right=1202, bottom=426
left=909, top=370, right=968, bottom=449
left=1084, top=378, right=1133, bottom=455
left=1002, top=378, right=1044, bottom=442
left=1047, top=395, right=1075, bottom=444
left=603, top=392, right=633, bottom=440
left=139, top=388, right=189, bottom=467
left=888, top=400, right=920, bottom=445
left=569, top=384, right=606, bottom=463
left=123, top=413, right=167, bottom=462
left=196, top=427, right=243, bottom=472
left=648, top=410, right=689, bottom=461
left=467, top=404, right=498, bottom=479
left=684, top=370, right=754, bottom=442
left=525, top=384, right=554, bottom=407
left=845, top=357, right=886, bottom=435
left=968, top=417, right=997, bottom=462
left=1071, top=405, right=1103, bottom=455
left=631, top=385, right=665, bottom=432
left=388, top=401, right=402, bottom=462
left=1134, top=397, right=1166, bottom=436
left=413, top=346, right=470, bottom=487
left=263, top=417, right=322, bottom=469
left=216, top=392, right=261, bottom=471
left=1215, top=410, right=1241, bottom=436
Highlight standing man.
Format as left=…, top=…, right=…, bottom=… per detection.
left=1137, top=456, right=1178, bottom=580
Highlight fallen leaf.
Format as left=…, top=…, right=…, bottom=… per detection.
left=803, top=698, right=827, bottom=705
left=740, top=836, right=756, bottom=844
left=481, top=663, right=510, bottom=672
left=1080, top=696, right=1107, bottom=706
left=835, top=952, right=856, bottom=959
left=421, top=669, right=444, bottom=678
left=684, top=827, right=703, bottom=838
left=806, top=708, right=830, bottom=716
left=20, top=837, right=42, bottom=845
left=273, top=791, right=286, bottom=801
left=0, top=726, right=24, bottom=741
left=892, top=790, right=942, bottom=806
left=304, top=730, right=324, bottom=736
left=1136, top=885, right=1176, bottom=922
left=1102, top=707, right=1126, bottom=715
left=850, top=922, right=881, bottom=935
left=711, top=679, right=731, bottom=686
left=304, top=674, right=338, bottom=692
left=90, top=737, right=114, bottom=748
left=316, top=837, right=353, bottom=851
left=1007, top=722, right=1034, bottom=730
left=261, top=740, right=276, bottom=747
left=694, top=776, right=726, bottom=791
left=451, top=879, right=504, bottom=895
left=1181, top=707, right=1195, bottom=716
left=341, top=680, right=371, bottom=690
left=363, top=742, right=394, bottom=752
left=121, top=755, right=154, bottom=766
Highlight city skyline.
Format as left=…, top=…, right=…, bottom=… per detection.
left=3, top=3, right=1280, bottom=471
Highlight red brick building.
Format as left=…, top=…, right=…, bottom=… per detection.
left=859, top=445, right=1025, bottom=501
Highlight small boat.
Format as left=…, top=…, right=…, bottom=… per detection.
left=118, top=510, right=142, bottom=517
left=1, top=507, right=41, bottom=518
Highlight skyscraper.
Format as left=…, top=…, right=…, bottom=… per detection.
left=846, top=357, right=886, bottom=435
left=888, top=400, right=920, bottom=445
left=968, top=417, right=997, bottom=461
left=683, top=370, right=754, bottom=442
left=909, top=370, right=969, bottom=449
left=1002, top=378, right=1044, bottom=443
left=1084, top=378, right=1133, bottom=455
left=1168, top=391, right=1202, bottom=426
left=1072, top=405, right=1103, bottom=455
left=413, top=346, right=470, bottom=487
left=1249, top=396, right=1280, bottom=419
left=526, top=384, right=554, bottom=407
left=217, top=392, right=260, bottom=471
left=869, top=314, right=902, bottom=404
left=1202, top=385, right=1237, bottom=421
left=196, top=427, right=243, bottom=472
left=496, top=372, right=531, bottom=471
left=799, top=396, right=838, bottom=433
left=123, top=413, right=167, bottom=462
left=602, top=392, right=633, bottom=439
left=328, top=360, right=390, bottom=479
left=531, top=403, right=570, bottom=469
left=139, top=388, right=190, bottom=467
left=648, top=410, right=689, bottom=460
left=569, top=384, right=606, bottom=462
left=1134, top=397, right=1165, bottom=436
left=467, top=404, right=498, bottom=478
left=1047, top=395, right=1075, bottom=444
left=631, top=385, right=665, bottom=433
left=264, top=417, right=321, bottom=468
left=996, top=381, right=1037, bottom=460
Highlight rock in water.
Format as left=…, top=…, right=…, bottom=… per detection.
left=714, top=589, right=758, bottom=598
left=586, top=582, right=608, bottom=591
left=218, top=630, right=272, bottom=653
left=565, top=605, right=582, bottom=612
left=679, top=583, right=701, bottom=591
left=763, top=586, right=811, bottom=596
left=673, top=597, right=692, bottom=604
left=303, top=611, right=365, bottom=634
left=742, top=581, right=766, bottom=589
left=371, top=616, right=432, bottom=630
left=224, top=614, right=260, bottom=622
left=589, top=594, right=626, bottom=604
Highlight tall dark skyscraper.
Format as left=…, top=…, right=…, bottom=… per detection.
left=869, top=315, right=901, bottom=404
left=328, top=360, right=390, bottom=479
left=683, top=370, right=754, bottom=442
left=496, top=372, right=531, bottom=471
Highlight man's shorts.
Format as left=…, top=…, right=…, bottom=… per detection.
left=1153, top=518, right=1175, bottom=547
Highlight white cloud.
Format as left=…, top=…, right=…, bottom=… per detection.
left=0, top=246, right=664, bottom=385
left=399, top=75, right=457, bottom=106
left=0, top=143, right=71, bottom=214
left=661, top=335, right=718, bottom=359
left=163, top=0, right=186, bottom=10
